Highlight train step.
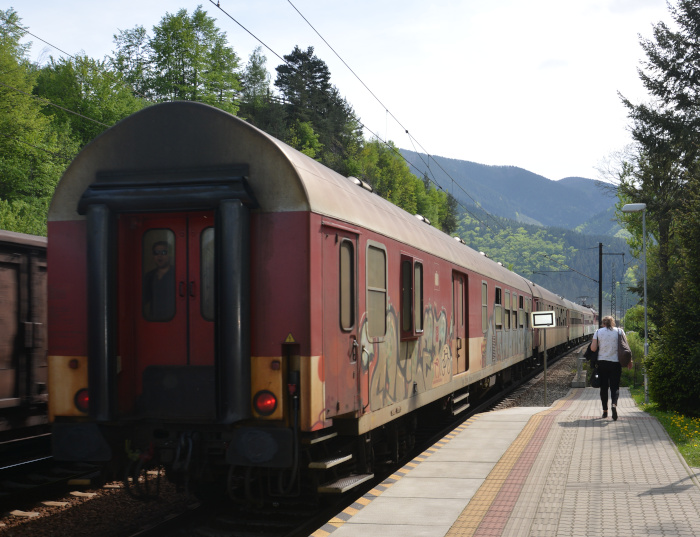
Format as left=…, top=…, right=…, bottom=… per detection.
left=453, top=392, right=469, bottom=404
left=452, top=402, right=470, bottom=416
left=308, top=453, right=352, bottom=469
left=452, top=391, right=470, bottom=416
left=318, top=473, right=373, bottom=494
left=302, top=431, right=337, bottom=445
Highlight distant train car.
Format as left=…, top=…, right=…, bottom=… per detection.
left=0, top=230, right=47, bottom=438
left=47, top=102, right=592, bottom=501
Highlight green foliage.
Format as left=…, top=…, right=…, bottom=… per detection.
left=273, top=46, right=363, bottom=177
left=454, top=209, right=632, bottom=305
left=630, top=385, right=700, bottom=467
left=355, top=140, right=452, bottom=232
left=34, top=54, right=145, bottom=147
left=112, top=6, right=241, bottom=113
left=0, top=198, right=49, bottom=235
left=616, top=1, right=700, bottom=414
left=645, top=172, right=700, bottom=415
left=0, top=8, right=76, bottom=234
left=623, top=305, right=655, bottom=337
left=287, top=120, right=322, bottom=159
left=110, top=25, right=150, bottom=97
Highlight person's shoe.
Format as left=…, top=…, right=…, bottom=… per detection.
left=602, top=410, right=608, bottom=418
left=612, top=406, right=618, bottom=421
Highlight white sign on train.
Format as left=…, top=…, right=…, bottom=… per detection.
left=531, top=311, right=556, bottom=328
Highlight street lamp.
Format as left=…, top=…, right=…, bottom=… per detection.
left=621, top=203, right=648, bottom=403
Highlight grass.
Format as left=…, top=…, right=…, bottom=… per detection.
left=629, top=385, right=700, bottom=469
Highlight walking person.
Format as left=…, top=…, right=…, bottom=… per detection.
left=590, top=316, right=626, bottom=420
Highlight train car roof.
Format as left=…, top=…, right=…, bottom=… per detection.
left=0, top=229, right=47, bottom=249
left=49, top=102, right=531, bottom=292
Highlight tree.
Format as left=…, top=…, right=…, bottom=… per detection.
left=442, top=192, right=459, bottom=234
left=240, top=46, right=270, bottom=109
left=618, top=0, right=700, bottom=328
left=115, top=6, right=241, bottom=113
left=618, top=0, right=700, bottom=413
left=34, top=54, right=145, bottom=147
left=287, top=120, right=322, bottom=159
left=274, top=46, right=363, bottom=176
left=275, top=46, right=332, bottom=125
left=0, top=8, right=76, bottom=234
left=111, top=25, right=151, bottom=98
left=238, top=47, right=286, bottom=137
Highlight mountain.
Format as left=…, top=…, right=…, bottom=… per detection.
left=400, top=149, right=620, bottom=235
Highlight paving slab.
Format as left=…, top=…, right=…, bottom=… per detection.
left=312, top=388, right=700, bottom=537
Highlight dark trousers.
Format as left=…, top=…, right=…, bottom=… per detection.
left=597, top=360, right=622, bottom=409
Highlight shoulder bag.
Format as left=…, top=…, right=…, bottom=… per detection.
left=617, top=329, right=632, bottom=367
left=590, top=366, right=601, bottom=388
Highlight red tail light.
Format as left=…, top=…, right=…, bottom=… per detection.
left=74, top=389, right=89, bottom=413
left=253, top=390, right=277, bottom=416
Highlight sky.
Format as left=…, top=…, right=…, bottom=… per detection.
left=14, top=0, right=671, bottom=181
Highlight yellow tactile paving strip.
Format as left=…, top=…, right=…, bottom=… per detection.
left=446, top=391, right=581, bottom=537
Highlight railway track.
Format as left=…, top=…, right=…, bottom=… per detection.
left=0, top=344, right=584, bottom=537
left=127, top=344, right=585, bottom=537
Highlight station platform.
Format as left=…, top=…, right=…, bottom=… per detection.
left=312, top=387, right=700, bottom=537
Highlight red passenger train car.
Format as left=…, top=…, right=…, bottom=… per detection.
left=47, top=102, right=593, bottom=500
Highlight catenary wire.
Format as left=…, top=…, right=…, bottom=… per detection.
left=8, top=6, right=602, bottom=293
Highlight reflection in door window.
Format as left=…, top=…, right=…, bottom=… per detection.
left=142, top=230, right=175, bottom=322
left=201, top=227, right=215, bottom=321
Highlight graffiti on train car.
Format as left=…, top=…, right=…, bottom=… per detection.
left=360, top=302, right=451, bottom=411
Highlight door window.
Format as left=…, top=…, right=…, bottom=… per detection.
left=200, top=227, right=215, bottom=321
left=340, top=240, right=355, bottom=330
left=142, top=230, right=176, bottom=322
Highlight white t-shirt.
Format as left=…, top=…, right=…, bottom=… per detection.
left=594, top=327, right=623, bottom=362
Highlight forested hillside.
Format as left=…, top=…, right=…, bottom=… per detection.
left=454, top=206, right=633, bottom=311
left=401, top=149, right=620, bottom=233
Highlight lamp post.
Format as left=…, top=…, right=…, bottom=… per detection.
left=621, top=203, right=648, bottom=403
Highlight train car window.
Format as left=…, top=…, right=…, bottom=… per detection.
left=519, top=296, right=524, bottom=327
left=142, top=229, right=176, bottom=322
left=505, top=290, right=510, bottom=330
left=512, top=293, right=518, bottom=329
left=481, top=282, right=488, bottom=333
left=414, top=262, right=423, bottom=333
left=401, top=259, right=412, bottom=333
left=401, top=257, right=423, bottom=339
left=340, top=240, right=355, bottom=331
left=201, top=227, right=215, bottom=321
left=495, top=287, right=502, bottom=330
left=367, top=244, right=387, bottom=338
left=526, top=298, right=531, bottom=328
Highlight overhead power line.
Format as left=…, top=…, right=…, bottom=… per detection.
left=4, top=6, right=601, bottom=295
left=208, top=0, right=503, bottom=236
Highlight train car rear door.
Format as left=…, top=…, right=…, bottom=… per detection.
left=322, top=226, right=360, bottom=418
left=117, top=212, right=215, bottom=416
left=452, top=271, right=469, bottom=374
